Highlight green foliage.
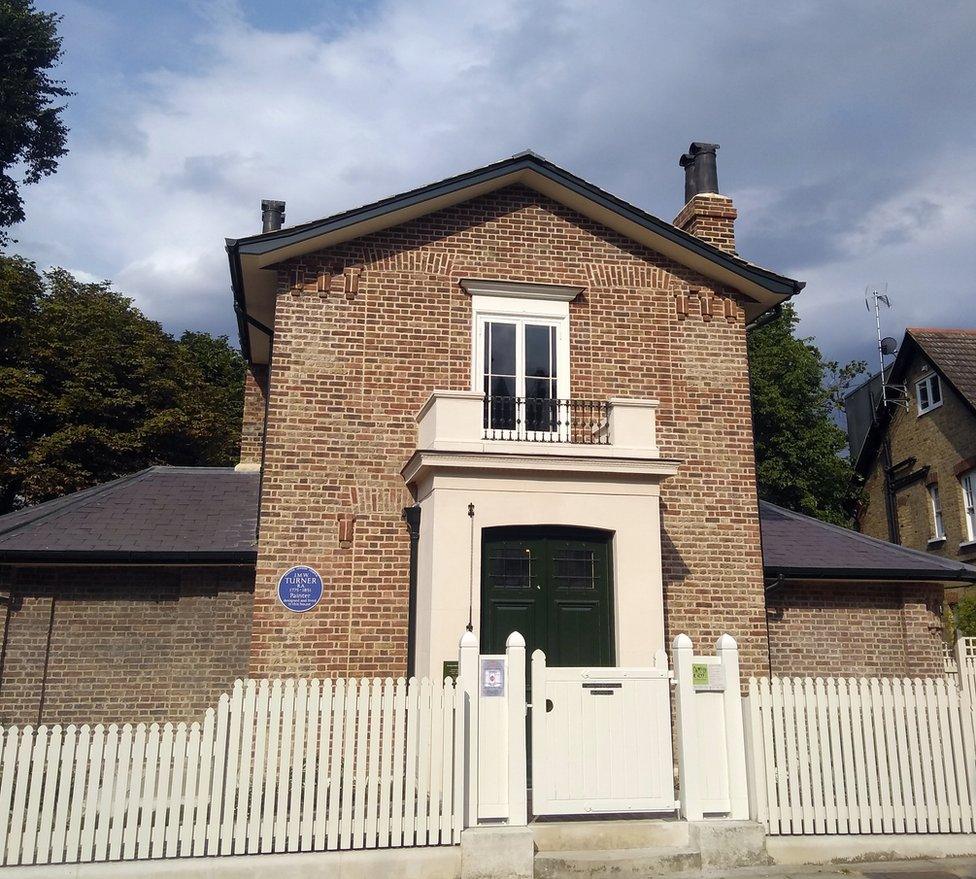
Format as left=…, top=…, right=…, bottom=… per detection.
left=748, top=303, right=866, bottom=525
left=955, top=589, right=976, bottom=638
left=0, top=0, right=71, bottom=245
left=0, top=255, right=245, bottom=512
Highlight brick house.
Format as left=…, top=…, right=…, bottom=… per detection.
left=0, top=146, right=968, bottom=724
left=848, top=327, right=976, bottom=610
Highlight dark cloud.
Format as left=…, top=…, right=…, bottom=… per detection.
left=17, top=0, right=976, bottom=366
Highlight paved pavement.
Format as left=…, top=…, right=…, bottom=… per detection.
left=693, top=859, right=976, bottom=879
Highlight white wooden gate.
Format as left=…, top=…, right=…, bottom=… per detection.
left=530, top=650, right=676, bottom=816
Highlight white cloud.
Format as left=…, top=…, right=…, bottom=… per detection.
left=13, top=0, right=976, bottom=364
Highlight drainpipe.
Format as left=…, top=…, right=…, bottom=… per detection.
left=881, top=434, right=901, bottom=544
left=403, top=505, right=422, bottom=679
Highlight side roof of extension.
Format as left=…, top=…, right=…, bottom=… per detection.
left=0, top=467, right=259, bottom=563
left=226, top=151, right=805, bottom=364
left=760, top=500, right=976, bottom=582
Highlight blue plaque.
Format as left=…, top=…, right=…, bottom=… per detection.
left=277, top=566, right=324, bottom=613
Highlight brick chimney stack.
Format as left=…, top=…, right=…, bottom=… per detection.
left=673, top=142, right=737, bottom=253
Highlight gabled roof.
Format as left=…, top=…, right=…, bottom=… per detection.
left=0, top=467, right=259, bottom=563
left=910, top=328, right=976, bottom=410
left=850, top=327, right=976, bottom=474
left=760, top=501, right=976, bottom=582
left=227, top=151, right=804, bottom=363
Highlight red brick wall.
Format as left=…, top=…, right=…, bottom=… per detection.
left=240, top=363, right=269, bottom=466
left=766, top=580, right=944, bottom=677
left=252, top=183, right=771, bottom=680
left=673, top=194, right=738, bottom=252
left=0, top=565, right=254, bottom=725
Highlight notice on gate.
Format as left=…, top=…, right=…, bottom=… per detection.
left=480, top=659, right=505, bottom=697
left=692, top=662, right=725, bottom=692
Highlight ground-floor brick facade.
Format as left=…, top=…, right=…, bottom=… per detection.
left=766, top=580, right=944, bottom=678
left=0, top=565, right=254, bottom=726
left=0, top=559, right=949, bottom=725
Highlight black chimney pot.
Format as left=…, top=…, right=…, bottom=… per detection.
left=679, top=142, right=720, bottom=203
left=261, top=199, right=286, bottom=233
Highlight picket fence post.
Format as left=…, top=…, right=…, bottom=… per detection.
left=716, top=634, right=749, bottom=820
left=672, top=633, right=703, bottom=821
left=505, top=632, right=528, bottom=827
left=458, top=630, right=479, bottom=829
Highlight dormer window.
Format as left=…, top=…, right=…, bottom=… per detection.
left=915, top=371, right=942, bottom=415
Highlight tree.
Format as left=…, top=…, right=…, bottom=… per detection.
left=955, top=589, right=976, bottom=639
left=0, top=255, right=245, bottom=512
left=0, top=0, right=71, bottom=246
left=748, top=303, right=866, bottom=525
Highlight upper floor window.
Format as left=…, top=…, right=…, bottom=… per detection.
left=462, top=279, right=578, bottom=438
left=928, top=483, right=945, bottom=542
left=962, top=470, right=976, bottom=543
left=916, top=372, right=942, bottom=415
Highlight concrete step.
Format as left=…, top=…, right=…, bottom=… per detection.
left=532, top=818, right=690, bottom=852
left=534, top=845, right=702, bottom=878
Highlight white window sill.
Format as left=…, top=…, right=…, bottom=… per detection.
left=959, top=540, right=976, bottom=552
left=928, top=537, right=946, bottom=545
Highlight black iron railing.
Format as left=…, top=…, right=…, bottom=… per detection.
left=482, top=397, right=610, bottom=444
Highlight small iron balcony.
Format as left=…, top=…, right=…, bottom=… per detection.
left=412, top=390, right=661, bottom=460
left=482, top=396, right=610, bottom=444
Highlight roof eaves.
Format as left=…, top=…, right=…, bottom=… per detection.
left=227, top=153, right=805, bottom=360
left=0, top=549, right=258, bottom=565
left=764, top=564, right=976, bottom=583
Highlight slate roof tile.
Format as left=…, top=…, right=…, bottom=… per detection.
left=760, top=501, right=976, bottom=581
left=0, top=467, right=259, bottom=561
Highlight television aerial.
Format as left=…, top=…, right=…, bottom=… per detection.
left=865, top=284, right=908, bottom=410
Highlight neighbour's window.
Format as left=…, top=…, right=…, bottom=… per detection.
left=916, top=372, right=942, bottom=415
left=963, top=470, right=976, bottom=543
left=928, top=483, right=945, bottom=541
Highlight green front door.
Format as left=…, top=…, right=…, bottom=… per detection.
left=480, top=526, right=614, bottom=666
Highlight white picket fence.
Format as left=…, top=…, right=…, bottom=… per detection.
left=0, top=676, right=462, bottom=866
left=745, top=675, right=976, bottom=835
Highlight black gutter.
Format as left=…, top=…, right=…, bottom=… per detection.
left=403, top=505, right=421, bottom=679
left=763, top=565, right=976, bottom=582
left=0, top=550, right=258, bottom=564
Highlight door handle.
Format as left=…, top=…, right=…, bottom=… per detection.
left=546, top=698, right=554, bottom=713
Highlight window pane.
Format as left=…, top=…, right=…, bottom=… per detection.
left=918, top=381, right=929, bottom=409
left=525, top=324, right=553, bottom=378
left=550, top=326, right=557, bottom=378
left=490, top=375, right=515, bottom=398
left=931, top=376, right=941, bottom=403
left=488, top=322, right=516, bottom=375
left=525, top=377, right=554, bottom=401
left=486, top=546, right=533, bottom=590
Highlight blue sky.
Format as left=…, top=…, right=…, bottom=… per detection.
left=14, top=1, right=976, bottom=370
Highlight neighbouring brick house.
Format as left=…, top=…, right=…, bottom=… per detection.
left=0, top=146, right=969, bottom=724
left=848, top=328, right=976, bottom=611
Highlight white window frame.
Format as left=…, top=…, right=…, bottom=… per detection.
left=463, top=280, right=577, bottom=439
left=915, top=371, right=943, bottom=415
left=928, top=483, right=945, bottom=542
left=962, top=469, right=976, bottom=544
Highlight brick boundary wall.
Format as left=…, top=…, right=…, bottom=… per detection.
left=251, top=184, right=770, bottom=682
left=0, top=565, right=254, bottom=725
left=766, top=579, right=944, bottom=678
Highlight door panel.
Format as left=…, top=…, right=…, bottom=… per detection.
left=481, top=526, right=613, bottom=667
